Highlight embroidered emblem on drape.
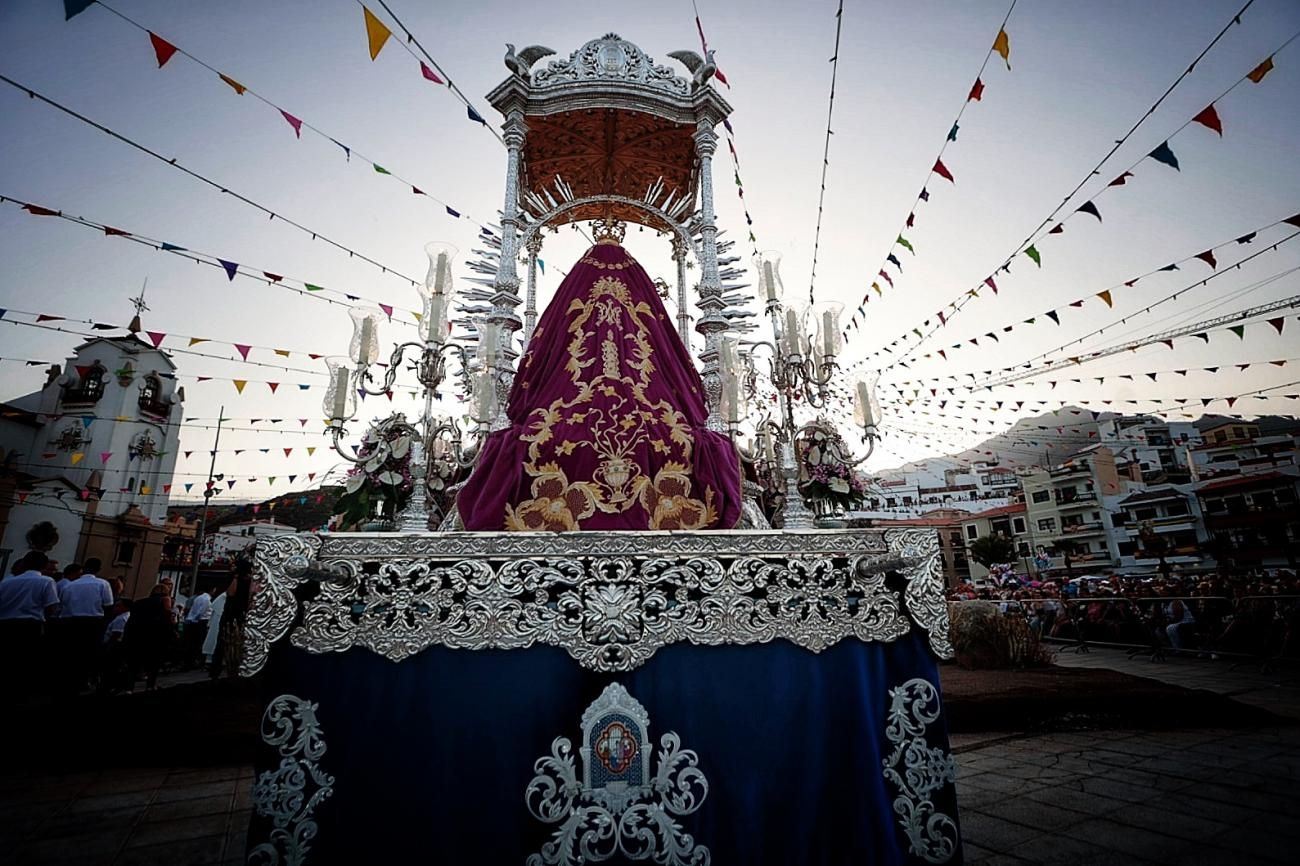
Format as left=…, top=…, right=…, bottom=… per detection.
left=525, top=683, right=711, bottom=865
left=505, top=275, right=716, bottom=531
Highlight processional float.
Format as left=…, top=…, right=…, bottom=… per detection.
left=244, top=34, right=961, bottom=866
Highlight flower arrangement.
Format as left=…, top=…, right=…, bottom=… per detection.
left=332, top=414, right=414, bottom=529
left=796, top=424, right=868, bottom=512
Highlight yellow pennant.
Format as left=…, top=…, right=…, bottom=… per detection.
left=993, top=29, right=1011, bottom=69
left=141, top=485, right=152, bottom=495
left=363, top=7, right=393, bottom=61
left=307, top=447, right=317, bottom=456
left=188, top=337, right=208, bottom=346
left=1247, top=56, right=1274, bottom=84
left=70, top=452, right=84, bottom=465
left=274, top=349, right=291, bottom=357
left=219, top=73, right=246, bottom=95
left=233, top=380, right=247, bottom=394
left=1096, top=290, right=1113, bottom=308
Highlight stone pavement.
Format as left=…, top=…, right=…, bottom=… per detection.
left=0, top=764, right=252, bottom=866
left=1053, top=644, right=1300, bottom=721
left=955, top=726, right=1299, bottom=865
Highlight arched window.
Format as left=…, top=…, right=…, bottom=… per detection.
left=64, top=361, right=107, bottom=404
left=138, top=373, right=167, bottom=416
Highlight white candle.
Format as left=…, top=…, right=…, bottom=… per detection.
left=434, top=252, right=448, bottom=295
left=763, top=261, right=777, bottom=301
left=785, top=309, right=801, bottom=356
left=823, top=310, right=836, bottom=357
left=763, top=428, right=776, bottom=463
left=331, top=367, right=350, bottom=420
left=358, top=316, right=374, bottom=365
left=428, top=295, right=445, bottom=344
left=857, top=381, right=875, bottom=428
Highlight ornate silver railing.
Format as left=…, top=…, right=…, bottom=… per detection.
left=242, top=528, right=951, bottom=676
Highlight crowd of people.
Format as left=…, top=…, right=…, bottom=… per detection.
left=0, top=551, right=255, bottom=698
left=948, top=569, right=1300, bottom=659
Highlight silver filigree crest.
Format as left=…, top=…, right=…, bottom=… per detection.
left=887, top=528, right=953, bottom=658
left=526, top=683, right=710, bottom=866
left=532, top=33, right=689, bottom=95
left=248, top=695, right=335, bottom=866
left=881, top=678, right=958, bottom=864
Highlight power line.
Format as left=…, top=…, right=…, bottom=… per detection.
left=0, top=73, right=419, bottom=286
left=807, top=0, right=845, bottom=306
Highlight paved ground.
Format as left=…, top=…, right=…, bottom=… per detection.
left=0, top=764, right=252, bottom=866
left=1, top=649, right=1295, bottom=864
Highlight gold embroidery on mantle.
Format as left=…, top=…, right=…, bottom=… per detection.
left=508, top=274, right=715, bottom=530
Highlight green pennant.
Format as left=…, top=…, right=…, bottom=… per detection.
left=1229, top=325, right=1245, bottom=339
left=373, top=164, right=390, bottom=175
left=896, top=235, right=915, bottom=254
left=304, top=283, right=325, bottom=292
left=1025, top=245, right=1042, bottom=267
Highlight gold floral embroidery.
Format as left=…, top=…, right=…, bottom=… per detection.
left=507, top=272, right=720, bottom=530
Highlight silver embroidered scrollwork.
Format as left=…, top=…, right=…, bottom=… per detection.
left=881, top=678, right=958, bottom=864
left=525, top=683, right=709, bottom=866
left=248, top=695, right=336, bottom=866
left=532, top=34, right=689, bottom=95
left=242, top=529, right=954, bottom=676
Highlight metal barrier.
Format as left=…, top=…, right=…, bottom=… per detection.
left=952, top=594, right=1300, bottom=670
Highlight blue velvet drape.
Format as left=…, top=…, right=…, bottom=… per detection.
left=249, top=631, right=961, bottom=865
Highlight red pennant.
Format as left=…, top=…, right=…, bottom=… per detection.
left=906, top=212, right=915, bottom=228
left=1195, top=250, right=1217, bottom=269
left=280, top=110, right=303, bottom=138
left=284, top=448, right=293, bottom=457
left=1108, top=172, right=1133, bottom=187
left=149, top=32, right=179, bottom=68
left=263, top=272, right=283, bottom=282
left=1048, top=224, right=1064, bottom=234
left=932, top=159, right=955, bottom=183
left=22, top=203, right=60, bottom=216
left=145, top=331, right=166, bottom=348
left=1192, top=104, right=1222, bottom=136
left=103, top=226, right=129, bottom=236
left=234, top=344, right=252, bottom=360
left=268, top=382, right=280, bottom=393
left=379, top=304, right=394, bottom=320
left=420, top=61, right=445, bottom=85
left=984, top=277, right=998, bottom=294
left=1269, top=317, right=1285, bottom=334
left=968, top=78, right=984, bottom=101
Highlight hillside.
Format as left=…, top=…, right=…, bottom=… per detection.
left=167, top=485, right=343, bottom=532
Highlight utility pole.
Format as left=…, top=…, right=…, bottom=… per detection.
left=188, top=406, right=224, bottom=596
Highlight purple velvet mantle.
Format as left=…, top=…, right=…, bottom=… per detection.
left=458, top=242, right=742, bottom=531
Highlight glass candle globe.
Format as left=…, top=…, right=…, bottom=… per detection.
left=323, top=356, right=357, bottom=422
left=854, top=375, right=880, bottom=431
left=348, top=307, right=384, bottom=367
left=754, top=250, right=784, bottom=303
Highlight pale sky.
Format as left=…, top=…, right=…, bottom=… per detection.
left=2, top=0, right=1298, bottom=503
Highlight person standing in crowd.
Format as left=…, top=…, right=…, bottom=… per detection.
left=211, top=560, right=252, bottom=679
left=56, top=560, right=114, bottom=694
left=99, top=597, right=133, bottom=693
left=0, top=552, right=60, bottom=695
left=182, top=584, right=214, bottom=669
left=55, top=562, right=78, bottom=596
left=125, top=581, right=175, bottom=690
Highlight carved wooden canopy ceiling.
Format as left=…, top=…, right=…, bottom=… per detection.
left=521, top=107, right=697, bottom=230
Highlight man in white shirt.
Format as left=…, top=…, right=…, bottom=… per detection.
left=182, top=586, right=214, bottom=669
left=57, top=560, right=115, bottom=693
left=0, top=551, right=61, bottom=695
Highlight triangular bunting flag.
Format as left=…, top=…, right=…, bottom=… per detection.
left=1195, top=250, right=1217, bottom=269
left=1148, top=141, right=1179, bottom=170
left=933, top=159, right=955, bottom=183
left=233, top=380, right=247, bottom=393
left=968, top=78, right=984, bottom=101
left=1045, top=310, right=1059, bottom=324
left=281, top=110, right=303, bottom=138
left=467, top=105, right=486, bottom=125
left=1076, top=201, right=1101, bottom=221
left=1096, top=290, right=1113, bottom=308
left=362, top=6, right=393, bottom=60
left=149, top=32, right=178, bottom=68
left=1269, top=317, right=1285, bottom=334
left=64, top=0, right=95, bottom=19
left=219, top=73, right=246, bottom=95
left=992, top=29, right=1011, bottom=69
left=1192, top=104, right=1222, bottom=136
left=1025, top=245, right=1041, bottom=267
left=1247, top=56, right=1274, bottom=84
left=421, top=61, right=445, bottom=84
left=896, top=235, right=915, bottom=254
left=218, top=259, right=238, bottom=280
left=234, top=344, right=252, bottom=360
left=145, top=331, right=166, bottom=348
left=1229, top=325, right=1245, bottom=339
